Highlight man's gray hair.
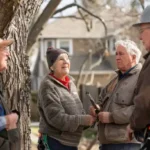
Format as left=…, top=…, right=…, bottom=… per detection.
left=115, top=40, right=142, bottom=64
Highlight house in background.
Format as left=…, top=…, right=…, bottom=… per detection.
left=30, top=6, right=138, bottom=91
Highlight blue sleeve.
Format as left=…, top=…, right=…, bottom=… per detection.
left=0, top=116, right=6, bottom=131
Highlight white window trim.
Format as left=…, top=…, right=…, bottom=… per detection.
left=41, top=39, right=55, bottom=61
left=109, top=37, right=116, bottom=55
left=56, top=39, right=73, bottom=55
left=44, top=39, right=55, bottom=51
left=105, top=37, right=116, bottom=55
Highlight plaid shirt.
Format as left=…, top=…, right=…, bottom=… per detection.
left=0, top=116, right=6, bottom=131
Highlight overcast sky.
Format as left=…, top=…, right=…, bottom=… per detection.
left=42, top=0, right=150, bottom=16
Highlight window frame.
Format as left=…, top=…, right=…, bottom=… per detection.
left=56, top=39, right=73, bottom=55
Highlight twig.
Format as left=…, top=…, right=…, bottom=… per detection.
left=52, top=15, right=83, bottom=20
left=74, top=0, right=90, bottom=31
left=53, top=3, right=107, bottom=36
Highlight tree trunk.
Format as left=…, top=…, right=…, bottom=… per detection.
left=0, top=0, right=43, bottom=149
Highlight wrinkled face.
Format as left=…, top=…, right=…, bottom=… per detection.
left=0, top=47, right=10, bottom=71
left=139, top=24, right=150, bottom=51
left=51, top=53, right=70, bottom=79
left=116, top=45, right=136, bottom=72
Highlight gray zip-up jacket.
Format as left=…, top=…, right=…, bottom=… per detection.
left=38, top=75, right=91, bottom=147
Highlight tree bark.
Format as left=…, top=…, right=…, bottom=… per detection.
left=0, top=0, right=19, bottom=37
left=0, top=0, right=43, bottom=149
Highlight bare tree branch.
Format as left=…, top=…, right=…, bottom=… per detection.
left=52, top=15, right=83, bottom=20
left=54, top=3, right=107, bottom=36
left=76, top=55, right=89, bottom=89
left=74, top=0, right=91, bottom=31
left=27, top=0, right=61, bottom=52
left=27, top=2, right=107, bottom=53
left=139, top=0, right=144, bottom=10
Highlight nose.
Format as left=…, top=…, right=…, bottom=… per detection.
left=139, top=33, right=142, bottom=40
left=63, top=58, right=70, bottom=63
left=6, top=51, right=10, bottom=59
left=116, top=54, right=120, bottom=60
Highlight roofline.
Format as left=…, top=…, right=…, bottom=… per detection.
left=39, top=37, right=104, bottom=39
left=38, top=35, right=115, bottom=39
left=70, top=70, right=115, bottom=75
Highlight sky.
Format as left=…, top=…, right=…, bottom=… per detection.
left=41, top=0, right=150, bottom=16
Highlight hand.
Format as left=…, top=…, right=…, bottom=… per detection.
left=6, top=123, right=17, bottom=130
left=98, top=112, right=113, bottom=123
left=89, top=106, right=96, bottom=117
left=5, top=113, right=18, bottom=130
left=126, top=124, right=134, bottom=141
left=89, top=105, right=100, bottom=117
left=87, top=115, right=96, bottom=126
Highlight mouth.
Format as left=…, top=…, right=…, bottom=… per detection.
left=62, top=66, right=68, bottom=69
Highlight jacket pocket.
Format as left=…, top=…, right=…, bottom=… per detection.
left=114, top=92, right=131, bottom=106
left=105, top=124, right=128, bottom=142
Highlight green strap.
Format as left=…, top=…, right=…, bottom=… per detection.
left=42, top=134, right=51, bottom=150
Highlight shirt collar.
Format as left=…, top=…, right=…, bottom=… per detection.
left=115, top=63, right=142, bottom=76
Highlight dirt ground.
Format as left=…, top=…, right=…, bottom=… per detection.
left=32, top=144, right=37, bottom=150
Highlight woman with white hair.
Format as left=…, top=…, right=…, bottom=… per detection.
left=90, top=40, right=142, bottom=150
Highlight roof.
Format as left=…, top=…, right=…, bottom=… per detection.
left=39, top=6, right=137, bottom=39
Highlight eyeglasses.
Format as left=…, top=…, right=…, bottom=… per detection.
left=139, top=27, right=150, bottom=34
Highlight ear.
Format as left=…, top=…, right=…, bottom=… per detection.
left=132, top=55, right=136, bottom=61
left=50, top=66, right=54, bottom=71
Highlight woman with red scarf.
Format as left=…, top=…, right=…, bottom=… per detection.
left=37, top=47, right=96, bottom=150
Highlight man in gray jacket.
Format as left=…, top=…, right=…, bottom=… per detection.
left=90, top=40, right=142, bottom=150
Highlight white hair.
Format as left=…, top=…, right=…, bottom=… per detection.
left=115, top=40, right=142, bottom=64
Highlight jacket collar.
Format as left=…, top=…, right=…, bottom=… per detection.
left=143, top=52, right=150, bottom=60
left=47, top=74, right=74, bottom=90
left=115, top=63, right=142, bottom=75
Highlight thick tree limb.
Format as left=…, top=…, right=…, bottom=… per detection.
left=27, top=0, right=61, bottom=52
left=27, top=2, right=107, bottom=53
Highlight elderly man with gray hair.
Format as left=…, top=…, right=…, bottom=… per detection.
left=90, top=39, right=142, bottom=150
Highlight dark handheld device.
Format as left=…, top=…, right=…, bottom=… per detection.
left=86, top=91, right=100, bottom=114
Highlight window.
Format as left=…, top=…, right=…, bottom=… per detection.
left=56, top=39, right=73, bottom=55
left=106, top=37, right=116, bottom=55
left=44, top=40, right=55, bottom=50
left=47, top=41, right=53, bottom=48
